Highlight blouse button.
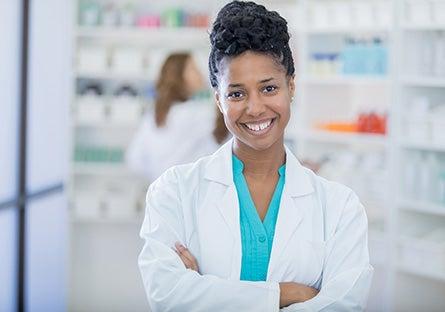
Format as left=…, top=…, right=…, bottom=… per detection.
left=258, top=235, right=266, bottom=243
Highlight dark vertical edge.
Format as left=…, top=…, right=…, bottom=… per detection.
left=18, top=0, right=30, bottom=311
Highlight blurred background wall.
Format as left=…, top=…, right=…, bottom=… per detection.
left=1, top=0, right=445, bottom=311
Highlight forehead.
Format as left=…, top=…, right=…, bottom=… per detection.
left=219, top=51, right=286, bottom=85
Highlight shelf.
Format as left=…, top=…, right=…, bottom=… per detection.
left=301, top=76, right=390, bottom=86
left=401, top=24, right=445, bottom=31
left=398, top=263, right=445, bottom=282
left=296, top=130, right=388, bottom=146
left=305, top=25, right=390, bottom=35
left=398, top=199, right=445, bottom=217
left=72, top=163, right=135, bottom=176
left=401, top=76, right=445, bottom=88
left=400, top=140, right=445, bottom=152
left=75, top=69, right=152, bottom=81
left=75, top=120, right=140, bottom=129
left=76, top=26, right=209, bottom=47
left=70, top=216, right=143, bottom=225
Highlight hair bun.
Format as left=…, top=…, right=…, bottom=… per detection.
left=208, top=1, right=295, bottom=88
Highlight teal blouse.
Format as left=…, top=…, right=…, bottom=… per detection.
left=232, top=154, right=286, bottom=281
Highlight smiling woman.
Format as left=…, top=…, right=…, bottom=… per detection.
left=138, top=1, right=373, bottom=312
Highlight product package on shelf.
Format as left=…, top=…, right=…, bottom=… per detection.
left=309, top=0, right=391, bottom=29
left=78, top=0, right=210, bottom=29
left=77, top=46, right=109, bottom=73
left=111, top=47, right=147, bottom=75
left=403, top=151, right=445, bottom=204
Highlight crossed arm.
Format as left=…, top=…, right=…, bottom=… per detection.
left=173, top=242, right=319, bottom=308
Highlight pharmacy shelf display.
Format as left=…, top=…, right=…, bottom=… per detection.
left=293, top=0, right=392, bottom=274
left=394, top=0, right=445, bottom=290
left=70, top=1, right=216, bottom=224
left=293, top=1, right=398, bottom=311
left=293, top=1, right=445, bottom=310
left=68, top=1, right=220, bottom=311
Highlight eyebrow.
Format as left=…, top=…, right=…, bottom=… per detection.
left=228, top=77, right=275, bottom=88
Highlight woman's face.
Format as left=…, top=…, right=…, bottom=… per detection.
left=215, top=51, right=295, bottom=151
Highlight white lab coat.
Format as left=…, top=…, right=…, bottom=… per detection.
left=139, top=138, right=374, bottom=312
left=126, top=100, right=220, bottom=182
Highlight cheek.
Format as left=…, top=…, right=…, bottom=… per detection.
left=273, top=96, right=291, bottom=116
left=222, top=103, right=243, bottom=124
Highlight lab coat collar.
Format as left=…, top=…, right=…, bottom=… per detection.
left=204, top=138, right=315, bottom=197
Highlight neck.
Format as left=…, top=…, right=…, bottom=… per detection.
left=233, top=137, right=286, bottom=177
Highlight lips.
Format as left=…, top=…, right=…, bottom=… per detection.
left=241, top=118, right=276, bottom=135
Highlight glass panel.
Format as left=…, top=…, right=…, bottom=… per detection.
left=0, top=208, right=18, bottom=312
left=26, top=0, right=71, bottom=192
left=26, top=192, right=67, bottom=311
left=0, top=0, right=20, bottom=202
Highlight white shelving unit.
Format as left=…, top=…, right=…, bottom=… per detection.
left=293, top=0, right=445, bottom=311
left=391, top=0, right=445, bottom=309
left=68, top=1, right=221, bottom=311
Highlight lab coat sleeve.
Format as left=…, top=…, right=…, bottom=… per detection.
left=138, top=168, right=280, bottom=312
left=281, top=191, right=374, bottom=312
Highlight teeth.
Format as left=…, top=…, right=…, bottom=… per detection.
left=245, top=119, right=272, bottom=131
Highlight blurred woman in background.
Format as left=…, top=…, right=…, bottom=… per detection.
left=126, top=52, right=228, bottom=182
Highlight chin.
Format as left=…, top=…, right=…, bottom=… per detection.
left=237, top=135, right=282, bottom=152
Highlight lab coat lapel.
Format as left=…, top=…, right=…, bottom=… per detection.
left=268, top=147, right=315, bottom=278
left=204, top=138, right=242, bottom=279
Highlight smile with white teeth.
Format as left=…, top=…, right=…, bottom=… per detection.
left=244, top=119, right=273, bottom=132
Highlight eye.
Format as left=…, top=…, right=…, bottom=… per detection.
left=263, top=85, right=278, bottom=93
left=227, top=91, right=244, bottom=100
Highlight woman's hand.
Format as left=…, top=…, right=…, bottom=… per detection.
left=174, top=242, right=199, bottom=273
left=279, top=282, right=319, bottom=308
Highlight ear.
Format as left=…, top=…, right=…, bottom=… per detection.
left=288, top=75, right=295, bottom=98
left=214, top=90, right=223, bottom=114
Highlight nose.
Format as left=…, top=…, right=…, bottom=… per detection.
left=245, top=94, right=266, bottom=117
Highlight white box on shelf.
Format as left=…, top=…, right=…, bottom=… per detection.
left=432, top=0, right=445, bottom=24
left=431, top=116, right=445, bottom=145
left=73, top=193, right=103, bottom=219
left=373, top=2, right=391, bottom=28
left=406, top=0, right=432, bottom=25
left=104, top=185, right=137, bottom=219
left=352, top=2, right=373, bottom=27
left=331, top=2, right=352, bottom=28
left=421, top=228, right=445, bottom=272
left=76, top=95, right=106, bottom=123
left=105, top=195, right=137, bottom=219
left=309, top=3, right=330, bottom=28
left=404, top=117, right=431, bottom=141
left=111, top=47, right=146, bottom=75
left=109, top=96, right=142, bottom=124
left=77, top=46, right=109, bottom=73
left=399, top=239, right=424, bottom=268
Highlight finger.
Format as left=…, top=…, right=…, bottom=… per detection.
left=174, top=242, right=199, bottom=271
left=179, top=253, right=194, bottom=269
left=173, top=247, right=194, bottom=268
left=175, top=243, right=196, bottom=263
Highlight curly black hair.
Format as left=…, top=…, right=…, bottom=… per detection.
left=208, top=1, right=295, bottom=88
